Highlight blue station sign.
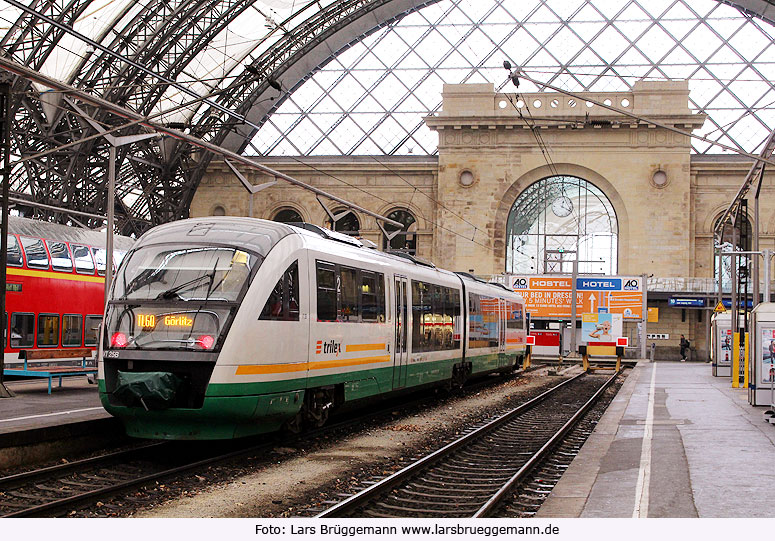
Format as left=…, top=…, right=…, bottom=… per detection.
left=668, top=297, right=706, bottom=307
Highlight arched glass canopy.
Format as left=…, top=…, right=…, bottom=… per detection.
left=254, top=0, right=775, bottom=157
left=506, top=176, right=618, bottom=275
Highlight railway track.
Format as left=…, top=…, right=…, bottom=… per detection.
left=0, top=364, right=547, bottom=518
left=316, top=370, right=620, bottom=518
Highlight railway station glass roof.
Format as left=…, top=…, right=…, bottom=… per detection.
left=0, top=0, right=339, bottom=125
left=250, top=0, right=775, bottom=156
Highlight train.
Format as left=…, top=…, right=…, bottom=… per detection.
left=3, top=216, right=133, bottom=367
left=97, top=217, right=528, bottom=440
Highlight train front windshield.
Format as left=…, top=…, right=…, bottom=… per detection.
left=105, top=245, right=260, bottom=351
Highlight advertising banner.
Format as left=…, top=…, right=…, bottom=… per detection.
left=581, top=313, right=623, bottom=345
left=718, top=327, right=732, bottom=366
left=508, top=275, right=643, bottom=319
left=761, top=328, right=775, bottom=384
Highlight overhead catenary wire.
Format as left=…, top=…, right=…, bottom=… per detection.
left=281, top=155, right=500, bottom=256
left=369, top=155, right=481, bottom=237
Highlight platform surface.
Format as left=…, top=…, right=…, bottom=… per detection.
left=0, top=376, right=110, bottom=436
left=539, top=360, right=775, bottom=518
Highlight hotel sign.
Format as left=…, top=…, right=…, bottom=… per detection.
left=509, top=275, right=644, bottom=320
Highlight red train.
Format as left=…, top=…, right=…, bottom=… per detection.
left=3, top=216, right=134, bottom=366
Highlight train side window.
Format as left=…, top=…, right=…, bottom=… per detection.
left=316, top=262, right=337, bottom=321
left=340, top=266, right=360, bottom=321
left=47, top=241, right=74, bottom=272
left=468, top=293, right=498, bottom=348
left=508, top=301, right=523, bottom=329
left=6, top=235, right=22, bottom=266
left=469, top=293, right=483, bottom=348
left=484, top=296, right=499, bottom=347
left=37, top=314, right=60, bottom=347
left=92, top=247, right=107, bottom=276
left=62, top=314, right=83, bottom=347
left=20, top=237, right=49, bottom=269
left=84, top=315, right=102, bottom=347
left=72, top=244, right=95, bottom=274
left=361, top=271, right=385, bottom=322
left=411, top=281, right=429, bottom=352
left=259, top=261, right=299, bottom=321
left=444, top=286, right=461, bottom=348
left=10, top=313, right=34, bottom=348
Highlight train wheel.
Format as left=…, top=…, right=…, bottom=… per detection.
left=283, top=411, right=303, bottom=434
left=450, top=363, right=470, bottom=391
left=304, top=388, right=334, bottom=428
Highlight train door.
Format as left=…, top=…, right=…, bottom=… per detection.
left=393, top=275, right=409, bottom=389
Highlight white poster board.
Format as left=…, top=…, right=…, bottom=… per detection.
left=761, top=327, right=775, bottom=384
left=581, top=313, right=623, bottom=345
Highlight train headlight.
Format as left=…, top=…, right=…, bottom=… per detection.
left=196, top=334, right=215, bottom=350
left=111, top=332, right=129, bottom=348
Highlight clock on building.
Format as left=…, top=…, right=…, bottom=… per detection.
left=551, top=196, right=573, bottom=217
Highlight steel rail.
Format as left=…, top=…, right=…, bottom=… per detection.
left=473, top=369, right=620, bottom=517
left=316, top=371, right=585, bottom=518
left=1, top=364, right=539, bottom=517
left=0, top=441, right=165, bottom=489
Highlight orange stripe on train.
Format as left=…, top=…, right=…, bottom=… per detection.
left=235, top=355, right=391, bottom=375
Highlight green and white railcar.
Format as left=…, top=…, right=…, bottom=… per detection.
left=98, top=218, right=526, bottom=440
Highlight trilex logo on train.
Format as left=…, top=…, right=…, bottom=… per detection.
left=316, top=340, right=341, bottom=356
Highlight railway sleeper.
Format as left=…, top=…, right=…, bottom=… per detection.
left=445, top=466, right=525, bottom=476
left=395, top=489, right=490, bottom=501
left=374, top=501, right=482, bottom=515
left=413, top=478, right=506, bottom=489
left=425, top=472, right=512, bottom=484
left=32, top=484, right=77, bottom=495
left=7, top=490, right=54, bottom=501
left=438, top=463, right=520, bottom=473
left=407, top=483, right=496, bottom=495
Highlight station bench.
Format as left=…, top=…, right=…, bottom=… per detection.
left=3, top=348, right=96, bottom=394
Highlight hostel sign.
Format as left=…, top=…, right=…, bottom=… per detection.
left=509, top=275, right=644, bottom=320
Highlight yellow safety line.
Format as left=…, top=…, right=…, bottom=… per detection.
left=345, top=343, right=386, bottom=352
left=235, top=355, right=391, bottom=375
left=7, top=267, right=105, bottom=284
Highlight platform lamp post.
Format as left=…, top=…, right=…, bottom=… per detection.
left=0, top=81, right=13, bottom=398
left=65, top=99, right=159, bottom=304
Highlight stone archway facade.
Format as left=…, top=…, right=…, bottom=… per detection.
left=425, top=81, right=701, bottom=277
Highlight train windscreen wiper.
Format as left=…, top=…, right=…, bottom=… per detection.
left=155, top=271, right=215, bottom=300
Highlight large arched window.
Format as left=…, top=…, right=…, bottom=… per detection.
left=714, top=214, right=752, bottom=292
left=273, top=208, right=303, bottom=224
left=382, top=209, right=417, bottom=255
left=326, top=210, right=360, bottom=236
left=506, top=176, right=618, bottom=275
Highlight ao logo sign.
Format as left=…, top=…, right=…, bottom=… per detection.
left=513, top=278, right=528, bottom=289
left=623, top=279, right=640, bottom=291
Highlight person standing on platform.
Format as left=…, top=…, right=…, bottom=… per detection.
left=680, top=334, right=690, bottom=362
